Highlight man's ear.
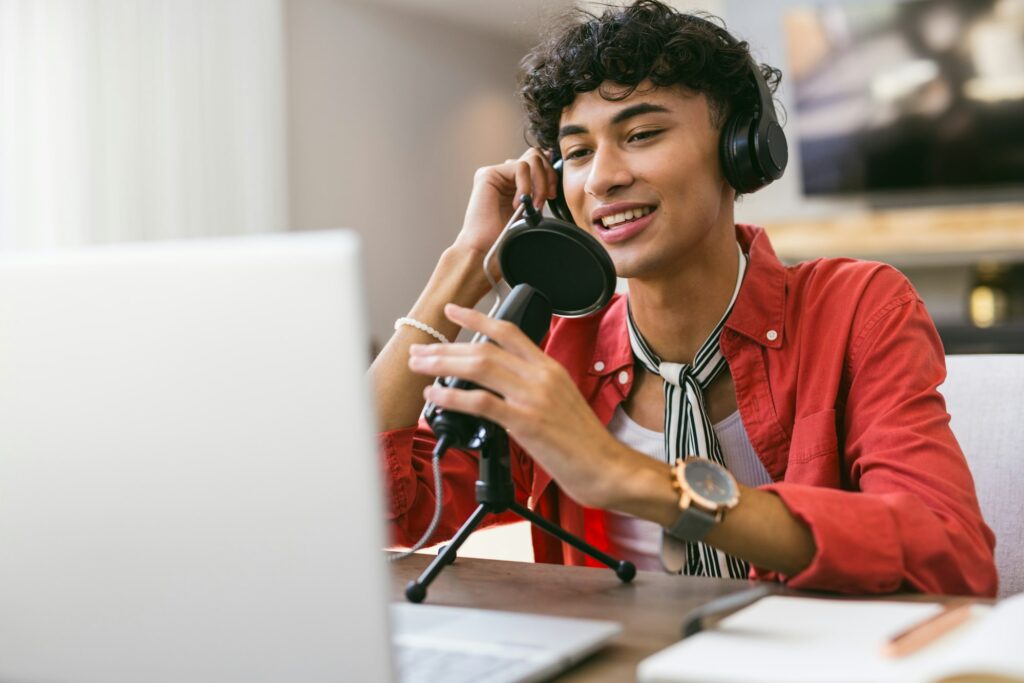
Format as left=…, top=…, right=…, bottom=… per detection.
left=720, top=167, right=738, bottom=204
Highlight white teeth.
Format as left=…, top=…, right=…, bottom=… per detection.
left=600, top=206, right=652, bottom=228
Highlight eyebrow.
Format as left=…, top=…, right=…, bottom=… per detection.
left=558, top=102, right=672, bottom=140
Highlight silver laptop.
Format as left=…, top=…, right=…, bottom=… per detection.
left=0, top=231, right=618, bottom=682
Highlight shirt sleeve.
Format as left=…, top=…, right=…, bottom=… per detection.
left=754, top=271, right=997, bottom=596
left=379, top=421, right=532, bottom=548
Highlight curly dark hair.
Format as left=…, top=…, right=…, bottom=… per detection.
left=518, top=0, right=782, bottom=152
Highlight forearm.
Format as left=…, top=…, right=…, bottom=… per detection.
left=606, top=457, right=817, bottom=577
left=704, top=485, right=816, bottom=577
left=370, top=246, right=492, bottom=431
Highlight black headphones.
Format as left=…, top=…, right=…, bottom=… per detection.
left=547, top=15, right=788, bottom=224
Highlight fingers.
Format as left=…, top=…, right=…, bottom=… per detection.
left=459, top=148, right=556, bottom=257
left=537, top=148, right=559, bottom=203
left=406, top=301, right=552, bottom=410
left=422, top=383, right=511, bottom=426
left=442, top=303, right=544, bottom=358
left=524, top=147, right=558, bottom=209
left=408, top=342, right=527, bottom=392
left=508, top=149, right=558, bottom=211
left=411, top=341, right=567, bottom=436
left=512, top=159, right=533, bottom=209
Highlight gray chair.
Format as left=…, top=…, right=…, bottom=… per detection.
left=940, top=354, right=1024, bottom=597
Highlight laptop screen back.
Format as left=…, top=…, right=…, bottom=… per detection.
left=0, top=232, right=393, bottom=682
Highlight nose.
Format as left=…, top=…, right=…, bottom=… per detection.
left=583, top=146, right=634, bottom=200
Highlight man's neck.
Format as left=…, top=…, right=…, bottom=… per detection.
left=627, top=227, right=740, bottom=364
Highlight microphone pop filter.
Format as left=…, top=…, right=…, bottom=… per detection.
left=498, top=210, right=615, bottom=317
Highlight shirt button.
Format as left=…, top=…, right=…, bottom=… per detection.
left=594, top=361, right=605, bottom=371
left=618, top=370, right=630, bottom=384
left=766, top=329, right=779, bottom=341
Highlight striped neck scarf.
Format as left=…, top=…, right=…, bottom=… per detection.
left=625, top=242, right=750, bottom=579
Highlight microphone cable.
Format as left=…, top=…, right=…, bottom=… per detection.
left=386, top=435, right=451, bottom=563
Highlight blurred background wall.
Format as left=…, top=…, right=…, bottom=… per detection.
left=285, top=0, right=533, bottom=346
left=1, top=0, right=1022, bottom=353
left=0, top=0, right=288, bottom=248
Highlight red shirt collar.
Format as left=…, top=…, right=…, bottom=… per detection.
left=727, top=223, right=787, bottom=349
left=588, top=224, right=788, bottom=376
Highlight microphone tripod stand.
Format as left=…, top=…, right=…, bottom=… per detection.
left=405, top=208, right=633, bottom=603
left=404, top=425, right=636, bottom=603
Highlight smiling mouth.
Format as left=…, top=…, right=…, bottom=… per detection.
left=595, top=206, right=656, bottom=230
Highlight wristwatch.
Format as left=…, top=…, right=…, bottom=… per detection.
left=666, top=457, right=740, bottom=542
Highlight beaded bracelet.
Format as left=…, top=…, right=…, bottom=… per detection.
left=394, top=317, right=451, bottom=344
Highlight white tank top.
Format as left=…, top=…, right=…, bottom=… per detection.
left=603, top=404, right=772, bottom=572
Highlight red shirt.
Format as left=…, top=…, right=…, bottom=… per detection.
left=380, top=224, right=997, bottom=597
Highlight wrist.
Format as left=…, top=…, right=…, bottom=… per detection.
left=433, top=245, right=493, bottom=305
left=600, top=450, right=679, bottom=527
left=404, top=247, right=492, bottom=342
left=665, top=458, right=742, bottom=543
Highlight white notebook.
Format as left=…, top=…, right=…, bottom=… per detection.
left=638, top=593, right=1024, bottom=683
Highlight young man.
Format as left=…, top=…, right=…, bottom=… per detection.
left=371, top=1, right=997, bottom=596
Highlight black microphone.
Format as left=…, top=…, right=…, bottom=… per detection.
left=427, top=283, right=552, bottom=455
left=427, top=195, right=615, bottom=457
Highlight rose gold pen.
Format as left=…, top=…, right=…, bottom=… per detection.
left=882, top=602, right=974, bottom=658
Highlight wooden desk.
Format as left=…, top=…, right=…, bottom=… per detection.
left=388, top=554, right=776, bottom=682
left=388, top=554, right=974, bottom=682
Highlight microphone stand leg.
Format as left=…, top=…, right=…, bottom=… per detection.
left=405, top=503, right=490, bottom=603
left=403, top=425, right=635, bottom=603
left=509, top=502, right=636, bottom=583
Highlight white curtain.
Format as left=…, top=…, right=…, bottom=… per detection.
left=0, top=0, right=288, bottom=250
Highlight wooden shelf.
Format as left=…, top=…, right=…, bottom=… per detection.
left=763, top=203, right=1024, bottom=266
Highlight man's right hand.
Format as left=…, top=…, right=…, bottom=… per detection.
left=371, top=148, right=559, bottom=432
left=453, top=148, right=559, bottom=257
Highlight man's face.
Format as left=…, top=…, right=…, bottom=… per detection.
left=557, top=82, right=734, bottom=280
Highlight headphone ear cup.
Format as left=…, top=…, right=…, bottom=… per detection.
left=549, top=157, right=575, bottom=223
left=719, top=113, right=765, bottom=194
left=718, top=114, right=742, bottom=191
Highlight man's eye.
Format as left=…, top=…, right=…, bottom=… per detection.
left=564, top=148, right=592, bottom=161
left=628, top=129, right=662, bottom=143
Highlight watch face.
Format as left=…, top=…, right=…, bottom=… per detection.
left=683, top=459, right=737, bottom=505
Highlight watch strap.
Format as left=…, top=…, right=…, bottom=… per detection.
left=667, top=505, right=717, bottom=542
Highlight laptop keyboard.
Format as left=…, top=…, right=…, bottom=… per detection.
left=395, top=643, right=537, bottom=683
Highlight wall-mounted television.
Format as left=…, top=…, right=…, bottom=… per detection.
left=784, top=0, right=1024, bottom=197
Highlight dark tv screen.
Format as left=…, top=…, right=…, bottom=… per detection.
left=785, top=0, right=1024, bottom=196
